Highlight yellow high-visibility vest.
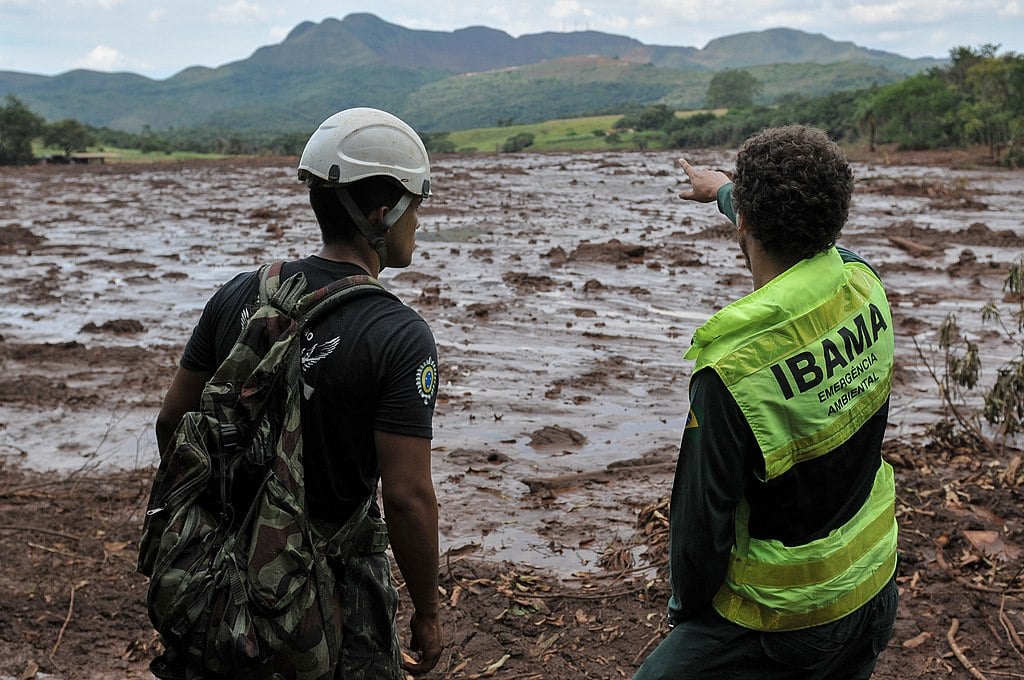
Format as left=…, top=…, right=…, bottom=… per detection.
left=686, top=247, right=898, bottom=631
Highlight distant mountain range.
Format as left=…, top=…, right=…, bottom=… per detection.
left=0, top=13, right=945, bottom=134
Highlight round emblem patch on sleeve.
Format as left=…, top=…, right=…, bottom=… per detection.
left=416, top=357, right=438, bottom=405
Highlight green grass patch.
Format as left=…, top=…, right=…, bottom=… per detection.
left=444, top=110, right=723, bottom=153
left=447, top=114, right=621, bottom=153
left=102, top=147, right=228, bottom=163
left=32, top=143, right=228, bottom=163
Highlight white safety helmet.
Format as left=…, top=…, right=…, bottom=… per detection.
left=297, top=107, right=431, bottom=270
left=297, top=107, right=431, bottom=198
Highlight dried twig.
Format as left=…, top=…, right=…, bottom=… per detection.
left=27, top=542, right=95, bottom=562
left=632, top=627, right=665, bottom=665
left=527, top=587, right=642, bottom=601
left=935, top=546, right=1024, bottom=593
left=0, top=525, right=81, bottom=541
left=51, top=581, right=87, bottom=658
left=999, top=600, right=1024, bottom=661
left=947, top=618, right=989, bottom=680
left=581, top=557, right=668, bottom=581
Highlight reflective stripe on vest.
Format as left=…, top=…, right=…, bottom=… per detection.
left=712, top=461, right=897, bottom=630
left=686, top=248, right=894, bottom=481
left=685, top=247, right=898, bottom=631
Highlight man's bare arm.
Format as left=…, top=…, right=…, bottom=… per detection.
left=376, top=431, right=443, bottom=675
left=155, top=367, right=212, bottom=456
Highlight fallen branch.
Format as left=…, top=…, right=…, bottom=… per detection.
left=527, top=586, right=642, bottom=601
left=888, top=235, right=937, bottom=257
left=934, top=546, right=1024, bottom=593
left=570, top=557, right=668, bottom=581
left=947, top=618, right=989, bottom=680
left=1000, top=593, right=1024, bottom=661
left=632, top=627, right=665, bottom=665
left=27, top=542, right=94, bottom=562
left=982, top=671, right=1024, bottom=678
left=0, top=525, right=81, bottom=541
left=51, top=581, right=87, bottom=658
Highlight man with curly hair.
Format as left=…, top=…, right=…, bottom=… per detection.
left=635, top=125, right=899, bottom=679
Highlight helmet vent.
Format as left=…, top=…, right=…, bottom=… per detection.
left=328, top=164, right=341, bottom=182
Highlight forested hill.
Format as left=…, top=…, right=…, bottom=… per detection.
left=0, top=12, right=943, bottom=134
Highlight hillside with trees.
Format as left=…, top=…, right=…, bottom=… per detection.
left=617, top=45, right=1023, bottom=166
left=1, top=45, right=1018, bottom=165
left=0, top=13, right=941, bottom=136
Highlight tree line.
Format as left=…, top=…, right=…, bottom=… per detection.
left=613, top=45, right=1023, bottom=166
left=0, top=94, right=310, bottom=165
left=1, top=44, right=1021, bottom=165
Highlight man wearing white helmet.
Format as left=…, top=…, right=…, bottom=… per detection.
left=155, top=107, right=443, bottom=678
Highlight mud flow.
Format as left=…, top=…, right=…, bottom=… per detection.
left=2, top=153, right=1024, bottom=574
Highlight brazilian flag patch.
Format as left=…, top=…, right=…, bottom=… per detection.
left=684, top=409, right=699, bottom=430
left=416, top=357, right=438, bottom=405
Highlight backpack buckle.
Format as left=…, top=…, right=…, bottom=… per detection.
left=219, top=423, right=239, bottom=452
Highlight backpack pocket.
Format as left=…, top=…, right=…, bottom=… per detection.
left=246, top=472, right=316, bottom=613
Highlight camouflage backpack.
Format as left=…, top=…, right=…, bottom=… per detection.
left=138, top=262, right=394, bottom=680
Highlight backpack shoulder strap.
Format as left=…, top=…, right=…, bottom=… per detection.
left=257, top=261, right=312, bottom=319
left=297, top=274, right=398, bottom=329
left=257, top=261, right=286, bottom=303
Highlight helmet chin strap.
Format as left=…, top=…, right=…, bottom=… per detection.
left=382, top=193, right=415, bottom=230
left=332, top=188, right=387, bottom=271
left=333, top=188, right=416, bottom=272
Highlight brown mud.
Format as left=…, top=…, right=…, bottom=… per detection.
left=1, top=149, right=1023, bottom=678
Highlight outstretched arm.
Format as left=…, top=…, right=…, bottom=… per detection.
left=677, top=159, right=731, bottom=203
left=377, top=431, right=443, bottom=675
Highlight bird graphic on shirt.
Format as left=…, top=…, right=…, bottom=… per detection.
left=302, top=337, right=340, bottom=370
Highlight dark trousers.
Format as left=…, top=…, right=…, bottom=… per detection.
left=634, top=578, right=898, bottom=680
left=332, top=552, right=404, bottom=680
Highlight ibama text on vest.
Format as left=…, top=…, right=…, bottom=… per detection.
left=768, top=302, right=889, bottom=400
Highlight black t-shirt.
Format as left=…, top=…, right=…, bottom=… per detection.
left=180, top=256, right=439, bottom=522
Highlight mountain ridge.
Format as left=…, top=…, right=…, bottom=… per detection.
left=0, top=13, right=946, bottom=133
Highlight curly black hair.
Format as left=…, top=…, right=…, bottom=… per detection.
left=731, top=125, right=853, bottom=260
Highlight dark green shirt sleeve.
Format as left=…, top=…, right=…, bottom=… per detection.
left=667, top=367, right=756, bottom=623
left=716, top=183, right=737, bottom=226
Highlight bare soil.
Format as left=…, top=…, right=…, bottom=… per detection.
left=1, top=149, right=1023, bottom=679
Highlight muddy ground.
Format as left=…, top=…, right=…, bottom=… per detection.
left=0, top=148, right=1022, bottom=678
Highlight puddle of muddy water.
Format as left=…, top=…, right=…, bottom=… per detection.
left=2, top=153, right=1023, bottom=576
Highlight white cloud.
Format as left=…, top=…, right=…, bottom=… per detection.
left=79, top=44, right=128, bottom=70
left=210, top=0, right=266, bottom=24
left=754, top=9, right=817, bottom=29
left=843, top=0, right=986, bottom=25
left=602, top=15, right=632, bottom=33
left=997, top=0, right=1021, bottom=15
left=875, top=29, right=907, bottom=43
left=147, top=7, right=166, bottom=21
left=268, top=24, right=290, bottom=42
left=71, top=0, right=126, bottom=9
left=847, top=2, right=911, bottom=23
left=550, top=0, right=583, bottom=21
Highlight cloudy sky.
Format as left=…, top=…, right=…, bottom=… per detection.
left=2, top=0, right=1022, bottom=79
